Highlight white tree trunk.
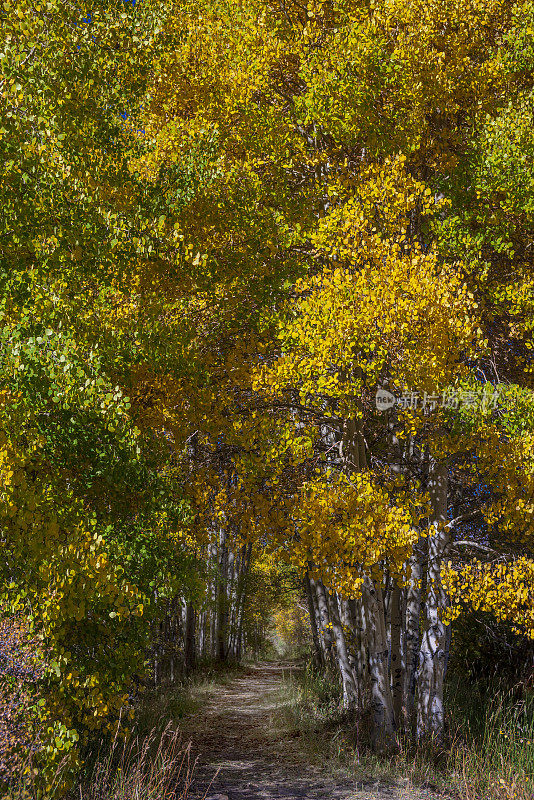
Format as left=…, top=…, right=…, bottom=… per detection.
left=390, top=581, right=404, bottom=730
left=417, top=460, right=449, bottom=740
left=404, top=542, right=423, bottom=734
left=341, top=597, right=361, bottom=703
left=314, top=578, right=334, bottom=669
left=305, top=572, right=324, bottom=669
left=362, top=577, right=396, bottom=752
left=330, top=592, right=358, bottom=708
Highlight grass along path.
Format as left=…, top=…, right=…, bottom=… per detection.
left=179, top=663, right=438, bottom=800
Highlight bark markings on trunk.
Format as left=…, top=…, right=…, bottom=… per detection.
left=404, top=541, right=423, bottom=734
left=314, top=578, right=334, bottom=669
left=362, top=577, right=396, bottom=752
left=390, top=581, right=404, bottom=730
left=417, top=460, right=449, bottom=740
left=184, top=601, right=196, bottom=674
left=329, top=591, right=358, bottom=708
left=305, top=571, right=324, bottom=669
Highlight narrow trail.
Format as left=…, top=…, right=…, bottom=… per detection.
left=181, top=663, right=437, bottom=800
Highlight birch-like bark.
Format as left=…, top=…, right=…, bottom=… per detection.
left=226, top=546, right=236, bottom=654
left=362, top=577, right=396, bottom=752
left=216, top=527, right=228, bottom=661
left=340, top=597, right=360, bottom=702
left=404, top=541, right=423, bottom=734
left=184, top=601, right=196, bottom=674
left=417, top=460, right=449, bottom=740
left=305, top=572, right=324, bottom=669
left=209, top=541, right=218, bottom=658
left=226, top=545, right=239, bottom=658
left=232, top=542, right=251, bottom=660
left=314, top=578, right=334, bottom=669
left=308, top=575, right=327, bottom=665
left=346, top=597, right=365, bottom=703
left=390, top=581, right=403, bottom=729
left=198, top=610, right=206, bottom=658
left=354, top=596, right=371, bottom=706
left=329, top=592, right=358, bottom=708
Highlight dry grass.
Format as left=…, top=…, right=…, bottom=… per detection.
left=79, top=723, right=198, bottom=800
left=1, top=724, right=204, bottom=800
left=446, top=685, right=534, bottom=800
left=276, top=667, right=534, bottom=800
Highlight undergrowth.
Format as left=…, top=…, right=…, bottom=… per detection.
left=78, top=724, right=197, bottom=800
left=71, top=663, right=242, bottom=800
left=2, top=725, right=197, bottom=800
left=446, top=678, right=534, bottom=800
left=277, top=665, right=534, bottom=800
left=1, top=663, right=235, bottom=800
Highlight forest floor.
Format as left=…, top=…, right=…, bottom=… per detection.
left=180, top=662, right=440, bottom=800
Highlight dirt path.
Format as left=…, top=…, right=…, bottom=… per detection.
left=181, top=663, right=437, bottom=800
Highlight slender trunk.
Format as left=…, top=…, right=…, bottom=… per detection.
left=390, top=581, right=403, bottom=729
left=228, top=547, right=237, bottom=655
left=305, top=572, right=324, bottom=669
left=309, top=576, right=328, bottom=665
left=363, top=577, right=396, bottom=752
left=235, top=542, right=252, bottom=661
left=417, top=460, right=449, bottom=740
left=217, top=528, right=228, bottom=661
left=184, top=602, right=196, bottom=674
left=209, top=542, right=218, bottom=658
left=198, top=610, right=206, bottom=658
left=341, top=597, right=360, bottom=702
left=348, top=598, right=365, bottom=702
left=404, top=542, right=423, bottom=734
left=314, top=579, right=334, bottom=669
left=356, top=595, right=372, bottom=707
left=329, top=592, right=358, bottom=708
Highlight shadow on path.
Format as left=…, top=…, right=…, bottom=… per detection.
left=180, top=662, right=433, bottom=800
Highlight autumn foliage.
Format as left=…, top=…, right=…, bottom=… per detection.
left=1, top=0, right=534, bottom=792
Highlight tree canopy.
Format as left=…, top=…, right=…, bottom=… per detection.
left=1, top=0, right=534, bottom=789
